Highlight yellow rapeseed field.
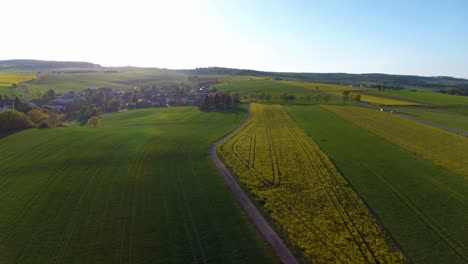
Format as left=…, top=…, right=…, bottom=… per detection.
left=218, top=103, right=406, bottom=263
left=323, top=105, right=468, bottom=178
left=0, top=73, right=36, bottom=85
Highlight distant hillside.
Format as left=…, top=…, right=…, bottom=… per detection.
left=0, top=59, right=101, bottom=72
left=183, top=67, right=468, bottom=92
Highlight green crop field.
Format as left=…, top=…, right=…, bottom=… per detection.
left=0, top=107, right=276, bottom=263
left=286, top=105, right=468, bottom=264
left=388, top=106, right=468, bottom=133
left=323, top=105, right=468, bottom=178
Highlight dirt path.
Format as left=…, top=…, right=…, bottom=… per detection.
left=209, top=104, right=298, bottom=264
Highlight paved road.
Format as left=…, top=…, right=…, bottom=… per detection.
left=357, top=102, right=468, bottom=137
left=209, top=105, right=298, bottom=264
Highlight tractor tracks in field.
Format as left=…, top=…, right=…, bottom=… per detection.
left=209, top=104, right=298, bottom=264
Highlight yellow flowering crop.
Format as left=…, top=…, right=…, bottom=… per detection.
left=218, top=103, right=406, bottom=263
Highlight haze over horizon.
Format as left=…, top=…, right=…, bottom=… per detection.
left=2, top=0, right=467, bottom=78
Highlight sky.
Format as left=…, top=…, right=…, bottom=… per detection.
left=1, top=0, right=467, bottom=78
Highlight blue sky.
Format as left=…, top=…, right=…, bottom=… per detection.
left=1, top=0, right=467, bottom=77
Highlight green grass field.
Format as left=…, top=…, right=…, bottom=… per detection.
left=286, top=105, right=468, bottom=264
left=0, top=107, right=277, bottom=263
left=388, top=106, right=468, bottom=133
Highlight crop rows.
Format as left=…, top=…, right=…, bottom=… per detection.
left=219, top=103, right=405, bottom=263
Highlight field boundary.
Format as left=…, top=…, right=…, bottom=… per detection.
left=209, top=104, right=298, bottom=264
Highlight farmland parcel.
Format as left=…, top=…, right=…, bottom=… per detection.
left=0, top=107, right=276, bottom=263
left=218, top=103, right=405, bottom=263
left=287, top=105, right=468, bottom=264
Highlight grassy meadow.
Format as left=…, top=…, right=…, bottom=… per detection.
left=286, top=105, right=468, bottom=264
left=0, top=107, right=277, bottom=263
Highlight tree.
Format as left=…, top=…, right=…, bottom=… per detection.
left=107, top=98, right=122, bottom=112
left=43, top=89, right=55, bottom=98
left=353, top=94, right=361, bottom=102
left=323, top=94, right=331, bottom=104
left=342, top=91, right=350, bottom=104
left=288, top=95, right=296, bottom=104
left=280, top=93, right=289, bottom=104
left=87, top=116, right=101, bottom=128
left=27, top=109, right=48, bottom=124
left=248, top=93, right=257, bottom=101
left=0, top=110, right=34, bottom=133
left=214, top=93, right=222, bottom=108
left=315, top=94, right=322, bottom=103
left=13, top=97, right=32, bottom=113
left=43, top=109, right=60, bottom=127
left=231, top=93, right=241, bottom=104
left=11, top=83, right=17, bottom=88
left=224, top=94, right=232, bottom=107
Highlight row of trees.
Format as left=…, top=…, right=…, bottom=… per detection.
left=0, top=107, right=62, bottom=134
left=341, top=91, right=361, bottom=104
left=197, top=93, right=240, bottom=110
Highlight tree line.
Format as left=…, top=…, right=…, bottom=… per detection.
left=197, top=92, right=240, bottom=110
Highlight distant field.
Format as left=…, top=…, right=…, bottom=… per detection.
left=325, top=90, right=420, bottom=106
left=279, top=80, right=418, bottom=105
left=367, top=90, right=468, bottom=106
left=0, top=73, right=35, bottom=85
left=367, top=90, right=468, bottom=114
left=286, top=105, right=468, bottom=264
left=219, top=103, right=405, bottom=263
left=0, top=73, right=36, bottom=98
left=279, top=80, right=363, bottom=91
left=323, top=105, right=468, bottom=177
left=0, top=107, right=276, bottom=263
left=13, top=69, right=189, bottom=97
left=215, top=79, right=343, bottom=104
left=355, top=93, right=420, bottom=105
left=389, top=106, right=468, bottom=133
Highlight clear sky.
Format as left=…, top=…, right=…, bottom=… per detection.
left=2, top=0, right=467, bottom=77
